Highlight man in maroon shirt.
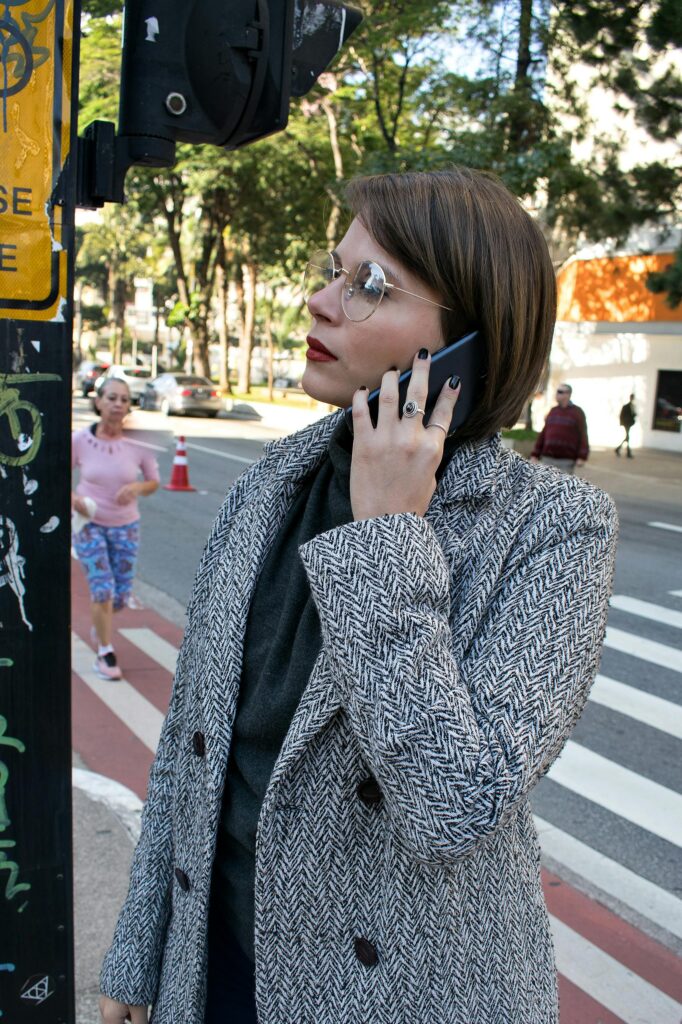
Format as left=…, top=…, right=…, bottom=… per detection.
left=530, top=383, right=589, bottom=474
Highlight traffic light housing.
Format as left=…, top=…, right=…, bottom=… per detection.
left=77, top=0, right=362, bottom=207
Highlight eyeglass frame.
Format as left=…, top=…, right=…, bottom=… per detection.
left=304, top=249, right=454, bottom=322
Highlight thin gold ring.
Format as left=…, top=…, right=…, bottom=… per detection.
left=426, top=422, right=447, bottom=435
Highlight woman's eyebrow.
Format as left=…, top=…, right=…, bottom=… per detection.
left=382, top=262, right=403, bottom=288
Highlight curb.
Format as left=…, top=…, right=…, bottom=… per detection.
left=72, top=767, right=142, bottom=843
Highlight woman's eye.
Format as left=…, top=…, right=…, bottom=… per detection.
left=361, top=281, right=384, bottom=298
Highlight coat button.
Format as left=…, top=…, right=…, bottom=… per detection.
left=356, top=775, right=382, bottom=805
left=354, top=936, right=378, bottom=967
left=174, top=868, right=190, bottom=892
left=192, top=731, right=205, bottom=757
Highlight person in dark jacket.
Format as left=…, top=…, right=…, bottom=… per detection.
left=615, top=394, right=636, bottom=458
left=99, top=169, right=617, bottom=1024
left=529, top=383, right=589, bottom=473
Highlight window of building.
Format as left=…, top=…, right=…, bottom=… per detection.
left=653, top=370, right=682, bottom=433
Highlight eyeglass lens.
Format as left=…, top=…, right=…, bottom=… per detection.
left=303, top=251, right=386, bottom=322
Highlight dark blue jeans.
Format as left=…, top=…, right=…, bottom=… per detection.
left=204, top=916, right=258, bottom=1023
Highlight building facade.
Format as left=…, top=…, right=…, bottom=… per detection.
left=543, top=249, right=682, bottom=453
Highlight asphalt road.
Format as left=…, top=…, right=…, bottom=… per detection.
left=72, top=396, right=682, bottom=946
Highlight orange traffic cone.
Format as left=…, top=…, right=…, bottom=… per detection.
left=164, top=436, right=196, bottom=492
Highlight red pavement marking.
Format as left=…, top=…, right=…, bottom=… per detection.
left=558, top=975, right=626, bottom=1024
left=543, top=869, right=682, bottom=1002
left=72, top=669, right=153, bottom=801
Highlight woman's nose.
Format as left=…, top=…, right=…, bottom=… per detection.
left=307, top=276, right=344, bottom=321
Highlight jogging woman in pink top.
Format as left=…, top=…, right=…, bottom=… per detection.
left=72, top=378, right=160, bottom=679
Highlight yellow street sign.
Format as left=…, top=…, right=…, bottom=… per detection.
left=0, top=0, right=75, bottom=321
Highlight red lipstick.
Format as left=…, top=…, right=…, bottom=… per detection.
left=306, top=336, right=337, bottom=362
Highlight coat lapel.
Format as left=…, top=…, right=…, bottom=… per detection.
left=207, top=416, right=503, bottom=790
left=265, top=431, right=504, bottom=795
left=203, top=412, right=342, bottom=780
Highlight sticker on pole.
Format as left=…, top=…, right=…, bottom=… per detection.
left=0, top=0, right=74, bottom=320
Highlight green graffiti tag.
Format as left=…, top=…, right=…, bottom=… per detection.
left=0, top=715, right=30, bottom=904
left=0, top=372, right=62, bottom=467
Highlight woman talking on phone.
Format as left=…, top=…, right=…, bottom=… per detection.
left=99, top=168, right=617, bottom=1024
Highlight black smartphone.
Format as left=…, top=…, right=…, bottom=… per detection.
left=345, top=329, right=484, bottom=436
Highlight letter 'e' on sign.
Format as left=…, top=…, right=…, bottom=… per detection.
left=0, top=0, right=75, bottom=321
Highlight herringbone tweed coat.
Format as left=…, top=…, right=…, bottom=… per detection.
left=101, top=411, right=618, bottom=1024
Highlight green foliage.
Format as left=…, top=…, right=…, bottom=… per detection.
left=78, top=14, right=122, bottom=128
left=647, top=247, right=682, bottom=309
left=77, top=0, right=682, bottom=336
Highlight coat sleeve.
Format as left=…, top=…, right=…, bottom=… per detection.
left=99, top=458, right=264, bottom=1005
left=299, top=487, right=617, bottom=864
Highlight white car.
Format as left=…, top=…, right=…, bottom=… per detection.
left=92, top=365, right=153, bottom=405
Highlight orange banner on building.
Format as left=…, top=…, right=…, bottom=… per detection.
left=557, top=253, right=678, bottom=324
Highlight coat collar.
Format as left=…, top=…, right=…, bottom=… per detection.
left=263, top=411, right=503, bottom=501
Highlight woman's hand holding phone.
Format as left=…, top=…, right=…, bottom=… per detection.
left=350, top=348, right=461, bottom=521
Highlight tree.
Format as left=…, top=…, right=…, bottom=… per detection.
left=77, top=205, right=150, bottom=361
left=547, top=0, right=682, bottom=258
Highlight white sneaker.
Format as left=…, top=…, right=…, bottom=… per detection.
left=93, top=651, right=123, bottom=681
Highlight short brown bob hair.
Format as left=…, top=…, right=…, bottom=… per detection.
left=345, top=167, right=556, bottom=443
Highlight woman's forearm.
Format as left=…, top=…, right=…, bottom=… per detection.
left=137, top=480, right=159, bottom=497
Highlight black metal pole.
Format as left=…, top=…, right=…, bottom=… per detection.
left=0, top=0, right=81, bottom=1018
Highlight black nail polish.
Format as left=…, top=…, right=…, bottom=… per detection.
left=418, top=347, right=429, bottom=360
left=449, top=375, right=461, bottom=390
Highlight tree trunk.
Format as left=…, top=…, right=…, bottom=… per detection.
left=264, top=301, right=275, bottom=402
left=193, top=305, right=211, bottom=379
left=215, top=261, right=231, bottom=393
left=321, top=96, right=344, bottom=249
left=507, top=0, right=534, bottom=150
left=73, top=279, right=83, bottom=367
left=238, top=261, right=257, bottom=394
left=112, top=275, right=127, bottom=364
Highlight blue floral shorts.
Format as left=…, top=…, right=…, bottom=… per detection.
left=73, top=520, right=140, bottom=608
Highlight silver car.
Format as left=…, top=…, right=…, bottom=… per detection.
left=140, top=373, right=223, bottom=417
left=92, top=364, right=153, bottom=405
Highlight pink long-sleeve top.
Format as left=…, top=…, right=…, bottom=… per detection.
left=72, top=426, right=160, bottom=527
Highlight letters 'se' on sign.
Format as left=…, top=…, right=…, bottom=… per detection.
left=0, top=0, right=75, bottom=321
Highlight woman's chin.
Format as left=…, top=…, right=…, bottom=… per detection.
left=301, top=366, right=349, bottom=409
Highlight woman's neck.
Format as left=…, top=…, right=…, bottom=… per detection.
left=96, top=420, right=124, bottom=440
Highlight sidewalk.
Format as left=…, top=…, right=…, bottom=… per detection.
left=73, top=770, right=136, bottom=1024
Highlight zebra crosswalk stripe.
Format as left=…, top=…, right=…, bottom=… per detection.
left=648, top=521, right=682, bottom=535
left=535, top=816, right=682, bottom=941
left=71, top=634, right=163, bottom=752
left=548, top=741, right=682, bottom=848
left=609, top=595, right=682, bottom=630
left=118, top=627, right=178, bottom=675
left=589, top=674, right=682, bottom=740
left=603, top=626, right=682, bottom=673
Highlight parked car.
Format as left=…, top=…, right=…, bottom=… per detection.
left=91, top=364, right=153, bottom=405
left=75, top=360, right=109, bottom=396
left=139, top=373, right=223, bottom=417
